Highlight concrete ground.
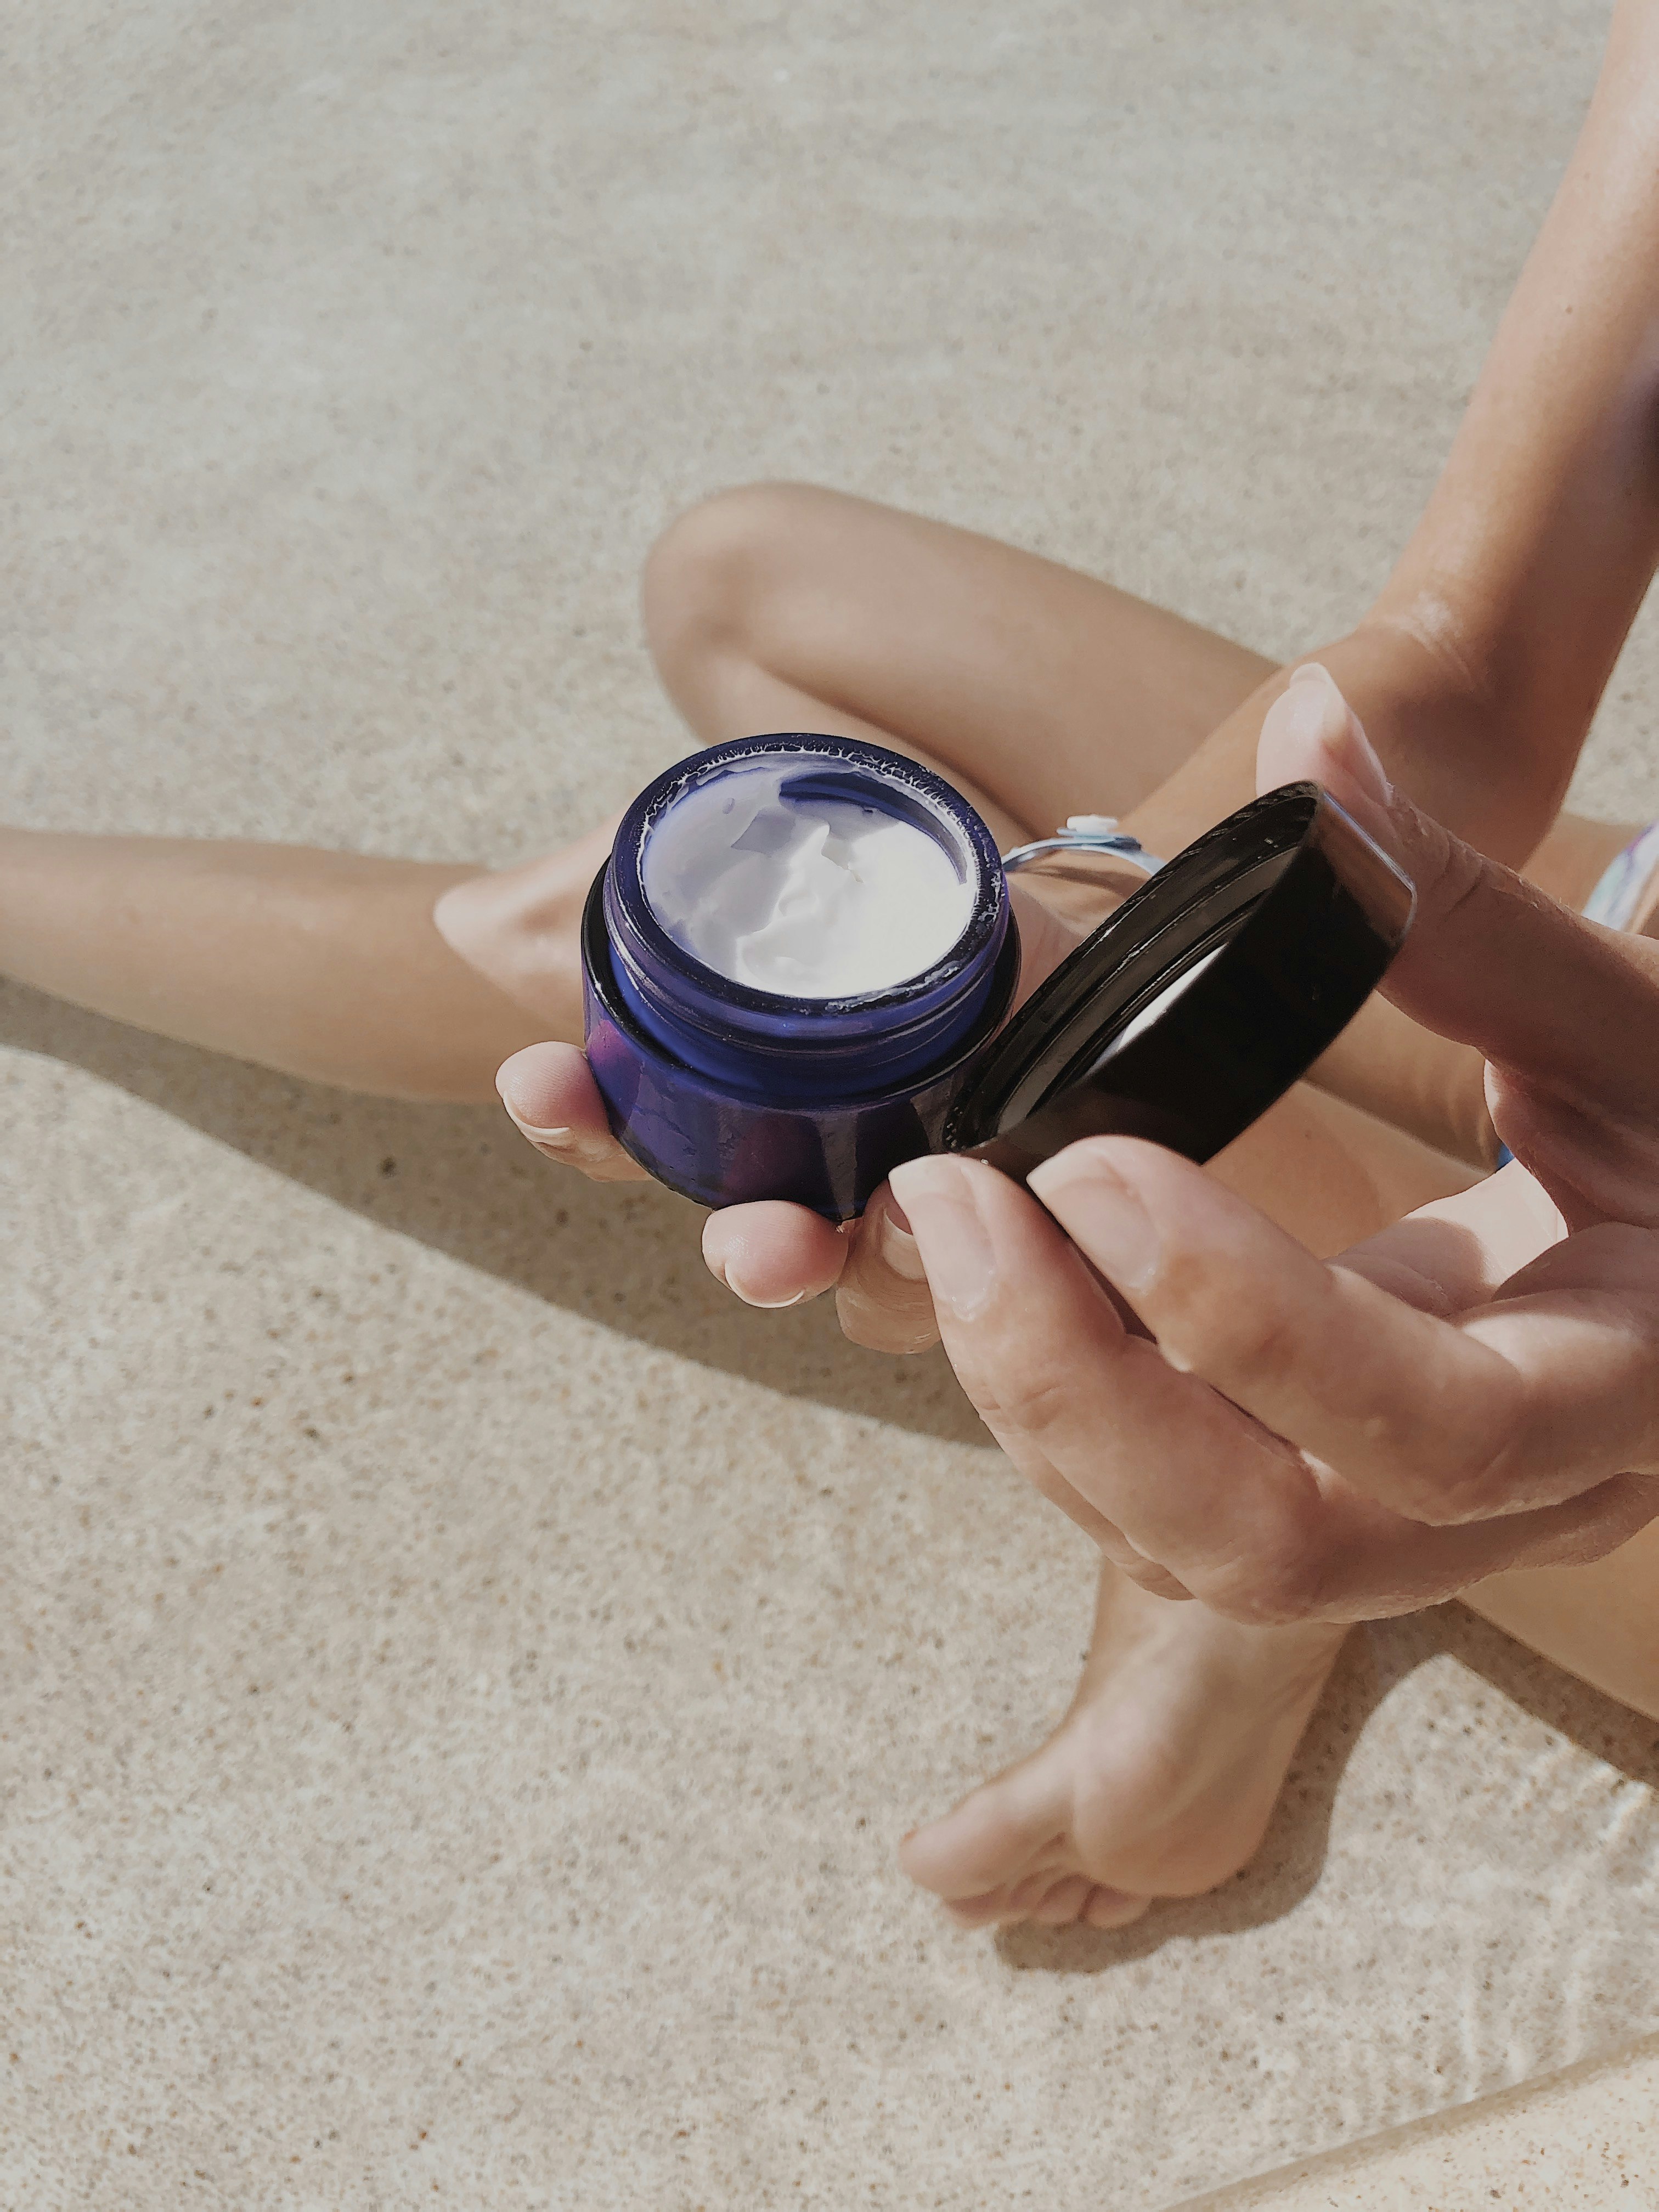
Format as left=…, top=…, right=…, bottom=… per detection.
left=5, top=3, right=1658, bottom=2205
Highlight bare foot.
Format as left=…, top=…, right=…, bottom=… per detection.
left=432, top=815, right=620, bottom=1037
left=899, top=1565, right=1348, bottom=1930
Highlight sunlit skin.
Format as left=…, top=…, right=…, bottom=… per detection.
left=6, top=3, right=1659, bottom=1927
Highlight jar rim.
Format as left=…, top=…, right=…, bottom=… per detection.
left=608, top=732, right=1007, bottom=1020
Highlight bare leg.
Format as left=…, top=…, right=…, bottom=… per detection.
left=640, top=481, right=1276, bottom=847
left=0, top=484, right=1266, bottom=1090
left=9, top=482, right=1655, bottom=1905
left=5, top=482, right=1638, bottom=1132
left=631, top=484, right=1634, bottom=1170
left=436, top=481, right=1279, bottom=1014
left=0, top=826, right=601, bottom=1099
left=901, top=1569, right=1350, bottom=1931
left=1463, top=1526, right=1659, bottom=1723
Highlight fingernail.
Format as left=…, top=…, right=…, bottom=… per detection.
left=723, top=1272, right=810, bottom=1310
left=495, top=1067, right=563, bottom=1132
left=499, top=1102, right=591, bottom=1153
left=876, top=1194, right=928, bottom=1282
left=497, top=1097, right=614, bottom=1167
left=887, top=1158, right=998, bottom=1320
left=506, top=1114, right=576, bottom=1145
left=1278, top=663, right=1350, bottom=747
left=1027, top=1155, right=1160, bottom=1291
left=1274, top=663, right=1392, bottom=811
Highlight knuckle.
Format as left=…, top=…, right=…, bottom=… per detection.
left=1395, top=1421, right=1530, bottom=1525
left=1171, top=1266, right=1306, bottom=1398
left=1193, top=1519, right=1329, bottom=1626
left=967, top=1357, right=1086, bottom=1442
left=1414, top=815, right=1485, bottom=929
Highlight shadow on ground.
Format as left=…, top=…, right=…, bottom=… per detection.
left=3, top=981, right=990, bottom=1443
left=19, top=985, right=1656, bottom=1978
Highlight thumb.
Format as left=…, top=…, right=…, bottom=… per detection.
left=1257, top=664, right=1659, bottom=1220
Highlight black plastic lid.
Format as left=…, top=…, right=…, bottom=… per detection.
left=943, top=782, right=1414, bottom=1178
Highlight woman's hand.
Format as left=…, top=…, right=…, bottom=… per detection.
left=884, top=670, right=1659, bottom=1621
left=495, top=877, right=1104, bottom=1352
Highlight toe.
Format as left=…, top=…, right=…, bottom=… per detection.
left=940, top=1887, right=1018, bottom=1931
left=900, top=1755, right=1070, bottom=1901
left=940, top=1873, right=1150, bottom=1932
left=1029, top=1874, right=1094, bottom=1925
left=1082, top=1884, right=1152, bottom=1931
left=1002, top=1870, right=1064, bottom=1918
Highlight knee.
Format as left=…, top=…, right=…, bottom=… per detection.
left=641, top=482, right=825, bottom=684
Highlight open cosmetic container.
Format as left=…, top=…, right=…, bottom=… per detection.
left=582, top=733, right=1414, bottom=1217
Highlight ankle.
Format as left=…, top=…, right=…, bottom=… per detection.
left=431, top=827, right=615, bottom=1026
left=1090, top=1569, right=1347, bottom=1682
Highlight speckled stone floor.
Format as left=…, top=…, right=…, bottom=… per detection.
left=5, top=4, right=1657, bottom=2205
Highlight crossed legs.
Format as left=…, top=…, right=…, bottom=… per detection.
left=627, top=484, right=1659, bottom=1926
left=4, top=482, right=1655, bottom=1931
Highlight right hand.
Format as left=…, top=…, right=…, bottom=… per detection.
left=494, top=878, right=1102, bottom=1353
left=879, top=668, right=1659, bottom=1618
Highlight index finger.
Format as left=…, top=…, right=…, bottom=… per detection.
left=1030, top=1137, right=1659, bottom=1523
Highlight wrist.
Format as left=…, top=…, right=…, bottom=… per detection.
left=1323, top=617, right=1561, bottom=862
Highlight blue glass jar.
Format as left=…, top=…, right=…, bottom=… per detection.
left=582, top=733, right=1020, bottom=1218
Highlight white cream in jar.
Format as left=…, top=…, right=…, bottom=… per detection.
left=641, top=765, right=976, bottom=997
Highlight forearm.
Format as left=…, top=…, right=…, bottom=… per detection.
left=1131, top=0, right=1659, bottom=871
left=1120, top=625, right=1498, bottom=861
left=1372, top=0, right=1659, bottom=821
